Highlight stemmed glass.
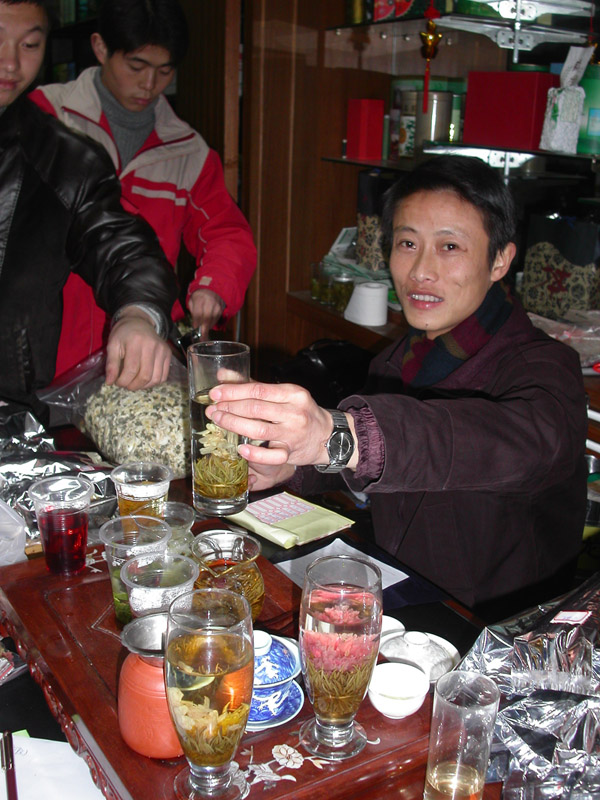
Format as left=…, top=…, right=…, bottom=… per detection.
left=298, top=555, right=382, bottom=761
left=165, top=588, right=254, bottom=799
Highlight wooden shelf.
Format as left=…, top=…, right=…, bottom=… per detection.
left=285, top=291, right=407, bottom=357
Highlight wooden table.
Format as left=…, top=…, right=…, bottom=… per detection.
left=0, top=543, right=502, bottom=800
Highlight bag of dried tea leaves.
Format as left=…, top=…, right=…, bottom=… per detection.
left=39, top=350, right=191, bottom=478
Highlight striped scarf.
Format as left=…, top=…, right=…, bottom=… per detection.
left=401, top=282, right=514, bottom=388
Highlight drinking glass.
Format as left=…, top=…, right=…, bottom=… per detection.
left=298, top=554, right=382, bottom=760
left=424, top=670, right=500, bottom=800
left=187, top=341, right=250, bottom=517
left=110, top=461, right=173, bottom=517
left=165, top=588, right=254, bottom=800
left=29, top=474, right=94, bottom=576
left=191, top=529, right=265, bottom=622
left=99, top=515, right=172, bottom=624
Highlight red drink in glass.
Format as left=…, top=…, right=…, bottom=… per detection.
left=38, top=508, right=88, bottom=575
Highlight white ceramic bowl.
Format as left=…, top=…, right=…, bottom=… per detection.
left=368, top=661, right=430, bottom=719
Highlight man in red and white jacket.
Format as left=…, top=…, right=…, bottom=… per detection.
left=30, top=0, right=256, bottom=377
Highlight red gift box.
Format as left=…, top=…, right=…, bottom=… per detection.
left=346, top=99, right=385, bottom=160
left=462, top=71, right=559, bottom=151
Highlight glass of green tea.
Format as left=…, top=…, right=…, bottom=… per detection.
left=165, top=588, right=253, bottom=800
left=187, top=341, right=250, bottom=517
left=298, top=554, right=382, bottom=761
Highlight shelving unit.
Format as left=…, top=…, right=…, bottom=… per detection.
left=241, top=1, right=598, bottom=375
left=44, top=17, right=98, bottom=83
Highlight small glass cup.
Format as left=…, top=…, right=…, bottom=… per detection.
left=191, top=529, right=265, bottom=622
left=318, top=264, right=336, bottom=306
left=187, top=341, right=250, bottom=517
left=110, top=461, right=173, bottom=517
left=120, top=552, right=199, bottom=617
left=99, top=515, right=172, bottom=625
left=161, top=501, right=195, bottom=537
left=424, top=671, right=500, bottom=800
left=28, top=475, right=94, bottom=576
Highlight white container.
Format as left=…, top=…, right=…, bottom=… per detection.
left=344, top=281, right=388, bottom=327
left=0, top=499, right=27, bottom=565
left=368, top=661, right=429, bottom=719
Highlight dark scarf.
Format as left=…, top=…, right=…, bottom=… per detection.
left=401, top=281, right=514, bottom=388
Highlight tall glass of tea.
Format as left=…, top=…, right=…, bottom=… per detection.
left=165, top=588, right=253, bottom=800
left=298, top=555, right=382, bottom=761
left=187, top=342, right=250, bottom=517
left=29, top=474, right=94, bottom=576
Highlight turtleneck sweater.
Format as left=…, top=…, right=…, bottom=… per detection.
left=94, top=69, right=157, bottom=168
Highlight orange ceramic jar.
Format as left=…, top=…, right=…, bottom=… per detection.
left=117, top=652, right=183, bottom=759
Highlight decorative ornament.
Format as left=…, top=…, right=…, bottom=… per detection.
left=420, top=1, right=442, bottom=113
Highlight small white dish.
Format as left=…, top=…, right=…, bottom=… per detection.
left=245, top=680, right=304, bottom=732
left=381, top=615, right=406, bottom=636
left=368, top=662, right=429, bottom=719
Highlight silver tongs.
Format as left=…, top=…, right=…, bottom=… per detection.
left=1, top=731, right=18, bottom=800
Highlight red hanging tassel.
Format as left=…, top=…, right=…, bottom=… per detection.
left=420, top=1, right=442, bottom=114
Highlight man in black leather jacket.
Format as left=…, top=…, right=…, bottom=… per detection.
left=0, top=0, right=178, bottom=418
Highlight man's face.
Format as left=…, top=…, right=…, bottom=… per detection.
left=0, top=2, right=47, bottom=107
left=389, top=189, right=513, bottom=339
left=93, top=35, right=175, bottom=112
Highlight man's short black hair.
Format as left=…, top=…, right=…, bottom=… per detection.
left=1, top=0, right=56, bottom=26
left=97, top=0, right=188, bottom=65
left=381, top=155, right=517, bottom=268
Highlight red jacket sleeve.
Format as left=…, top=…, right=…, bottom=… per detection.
left=183, top=149, right=256, bottom=320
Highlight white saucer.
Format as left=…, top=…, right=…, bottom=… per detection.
left=245, top=680, right=304, bottom=732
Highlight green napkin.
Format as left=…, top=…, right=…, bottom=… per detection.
left=227, top=492, right=354, bottom=549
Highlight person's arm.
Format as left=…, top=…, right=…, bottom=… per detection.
left=183, top=150, right=256, bottom=333
left=65, top=141, right=177, bottom=389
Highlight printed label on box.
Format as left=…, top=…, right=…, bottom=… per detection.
left=550, top=610, right=591, bottom=625
left=587, top=108, right=600, bottom=137
left=246, top=494, right=314, bottom=525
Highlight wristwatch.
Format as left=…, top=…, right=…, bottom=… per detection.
left=315, top=410, right=355, bottom=473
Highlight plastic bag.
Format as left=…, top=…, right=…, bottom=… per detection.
left=39, top=351, right=191, bottom=478
left=0, top=498, right=26, bottom=565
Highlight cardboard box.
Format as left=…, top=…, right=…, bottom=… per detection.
left=373, top=1, right=454, bottom=21
left=346, top=99, right=384, bottom=160
left=462, top=71, right=559, bottom=151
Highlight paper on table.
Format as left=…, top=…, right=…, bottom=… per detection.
left=227, top=492, right=353, bottom=549
left=0, top=736, right=104, bottom=800
left=274, top=538, right=408, bottom=589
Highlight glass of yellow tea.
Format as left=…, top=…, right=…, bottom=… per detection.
left=187, top=342, right=250, bottom=517
left=99, top=515, right=172, bottom=625
left=191, top=529, right=264, bottom=622
left=298, top=554, right=382, bottom=761
left=110, top=461, right=173, bottom=517
left=165, top=588, right=253, bottom=800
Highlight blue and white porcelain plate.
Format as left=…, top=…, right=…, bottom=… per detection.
left=245, top=680, right=304, bottom=732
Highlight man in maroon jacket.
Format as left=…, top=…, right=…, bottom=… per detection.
left=202, top=155, right=588, bottom=621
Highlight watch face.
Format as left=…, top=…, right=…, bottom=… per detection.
left=329, top=430, right=354, bottom=464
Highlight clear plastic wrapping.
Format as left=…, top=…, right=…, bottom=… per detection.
left=460, top=573, right=600, bottom=798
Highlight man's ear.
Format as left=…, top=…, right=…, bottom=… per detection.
left=90, top=33, right=108, bottom=66
left=490, top=242, right=516, bottom=283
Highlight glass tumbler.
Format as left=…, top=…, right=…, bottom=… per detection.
left=187, top=341, right=250, bottom=517
left=424, top=670, right=500, bottom=800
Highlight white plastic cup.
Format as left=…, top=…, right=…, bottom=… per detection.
left=343, top=281, right=388, bottom=326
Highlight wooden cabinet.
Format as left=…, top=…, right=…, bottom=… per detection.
left=240, top=2, right=507, bottom=377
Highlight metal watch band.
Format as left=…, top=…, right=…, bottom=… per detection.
left=315, top=409, right=354, bottom=473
